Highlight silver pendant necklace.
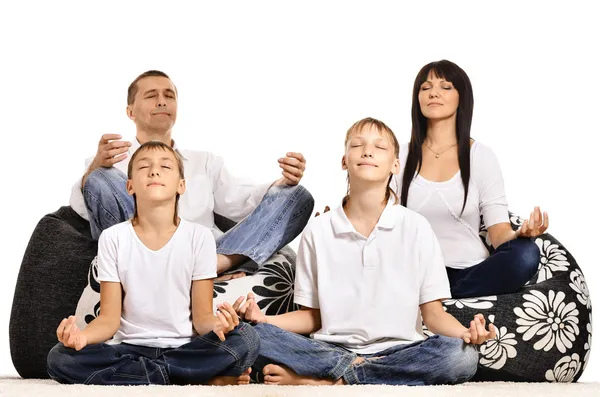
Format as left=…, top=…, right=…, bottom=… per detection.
left=424, top=141, right=457, bottom=159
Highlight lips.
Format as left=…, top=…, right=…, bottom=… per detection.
left=358, top=163, right=378, bottom=167
left=427, top=103, right=443, bottom=107
left=147, top=183, right=164, bottom=187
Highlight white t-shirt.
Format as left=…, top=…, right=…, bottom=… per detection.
left=70, top=138, right=274, bottom=239
left=392, top=141, right=509, bottom=269
left=97, top=219, right=217, bottom=348
left=294, top=201, right=451, bottom=354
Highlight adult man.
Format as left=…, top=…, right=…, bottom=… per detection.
left=70, top=70, right=314, bottom=280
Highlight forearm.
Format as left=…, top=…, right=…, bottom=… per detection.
left=80, top=315, right=120, bottom=345
left=194, top=313, right=219, bottom=336
left=265, top=308, right=321, bottom=334
left=424, top=311, right=468, bottom=339
left=491, top=228, right=517, bottom=249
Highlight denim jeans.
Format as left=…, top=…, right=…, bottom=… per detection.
left=47, top=323, right=259, bottom=385
left=251, top=323, right=478, bottom=386
left=446, top=238, right=540, bottom=298
left=83, top=167, right=314, bottom=271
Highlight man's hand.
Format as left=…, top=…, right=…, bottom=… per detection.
left=57, top=316, right=88, bottom=351
left=275, top=152, right=306, bottom=186
left=91, top=134, right=132, bottom=169
left=82, top=134, right=132, bottom=189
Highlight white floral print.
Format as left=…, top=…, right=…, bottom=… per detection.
left=514, top=290, right=579, bottom=353
left=569, top=269, right=591, bottom=310
left=479, top=317, right=517, bottom=370
left=535, top=238, right=569, bottom=282
left=583, top=314, right=592, bottom=371
left=545, top=354, right=581, bottom=382
left=444, top=296, right=497, bottom=310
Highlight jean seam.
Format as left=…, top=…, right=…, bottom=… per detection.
left=196, top=335, right=240, bottom=362
left=83, top=168, right=132, bottom=226
left=84, top=367, right=115, bottom=385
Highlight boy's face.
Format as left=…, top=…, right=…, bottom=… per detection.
left=342, top=126, right=400, bottom=183
left=126, top=149, right=185, bottom=202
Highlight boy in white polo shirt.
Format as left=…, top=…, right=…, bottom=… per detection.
left=47, top=141, right=259, bottom=386
left=238, top=118, right=495, bottom=386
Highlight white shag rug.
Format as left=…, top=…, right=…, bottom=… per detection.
left=1, top=378, right=599, bottom=397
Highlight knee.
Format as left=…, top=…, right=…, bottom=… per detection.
left=47, top=343, right=73, bottom=381
left=515, top=239, right=541, bottom=279
left=84, top=167, right=127, bottom=197
left=237, top=323, right=261, bottom=363
left=436, top=337, right=478, bottom=384
left=271, top=184, right=315, bottom=209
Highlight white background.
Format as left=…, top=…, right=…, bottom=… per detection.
left=0, top=0, right=597, bottom=382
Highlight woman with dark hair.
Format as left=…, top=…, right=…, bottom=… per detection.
left=394, top=60, right=549, bottom=298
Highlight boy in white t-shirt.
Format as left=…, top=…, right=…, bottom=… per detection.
left=238, top=118, right=495, bottom=386
left=47, top=141, right=259, bottom=386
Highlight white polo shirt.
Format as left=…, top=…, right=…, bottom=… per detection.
left=70, top=138, right=274, bottom=238
left=294, top=201, right=451, bottom=354
left=97, top=219, right=217, bottom=348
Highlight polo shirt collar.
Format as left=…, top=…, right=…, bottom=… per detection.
left=331, top=198, right=398, bottom=235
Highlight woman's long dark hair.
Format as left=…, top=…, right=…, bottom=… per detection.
left=400, top=60, right=474, bottom=216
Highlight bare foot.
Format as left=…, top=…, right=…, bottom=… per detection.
left=208, top=368, right=252, bottom=385
left=263, top=364, right=344, bottom=385
left=214, top=272, right=247, bottom=282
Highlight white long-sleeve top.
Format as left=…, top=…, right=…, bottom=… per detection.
left=392, top=141, right=509, bottom=269
left=69, top=138, right=273, bottom=239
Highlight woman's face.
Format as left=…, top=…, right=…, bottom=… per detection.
left=418, top=70, right=459, bottom=121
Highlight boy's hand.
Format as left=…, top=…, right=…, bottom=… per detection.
left=57, top=316, right=88, bottom=351
left=462, top=313, right=496, bottom=345
left=213, top=302, right=239, bottom=342
left=236, top=292, right=267, bottom=324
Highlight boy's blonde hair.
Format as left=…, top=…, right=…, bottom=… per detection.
left=127, top=141, right=185, bottom=226
left=343, top=117, right=400, bottom=206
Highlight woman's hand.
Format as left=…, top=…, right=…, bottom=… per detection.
left=516, top=206, right=549, bottom=238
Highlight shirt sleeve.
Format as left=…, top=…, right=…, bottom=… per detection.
left=417, top=218, right=451, bottom=305
left=208, top=153, right=274, bottom=222
left=192, top=225, right=218, bottom=280
left=97, top=229, right=120, bottom=283
left=293, top=227, right=320, bottom=309
left=475, top=144, right=509, bottom=228
left=69, top=156, right=95, bottom=221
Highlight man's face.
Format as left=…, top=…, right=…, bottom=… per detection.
left=127, top=76, right=178, bottom=133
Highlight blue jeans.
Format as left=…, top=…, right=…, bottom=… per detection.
left=47, top=323, right=259, bottom=385
left=83, top=167, right=314, bottom=270
left=446, top=238, right=540, bottom=298
left=252, top=323, right=478, bottom=386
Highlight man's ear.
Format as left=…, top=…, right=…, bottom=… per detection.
left=178, top=179, right=186, bottom=195
left=126, top=105, right=134, bottom=121
left=126, top=179, right=134, bottom=196
left=341, top=155, right=347, bottom=170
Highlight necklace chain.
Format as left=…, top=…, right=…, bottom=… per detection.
left=424, top=141, right=457, bottom=159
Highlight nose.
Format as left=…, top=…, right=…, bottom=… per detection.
left=429, top=87, right=440, bottom=98
left=362, top=145, right=373, bottom=158
left=157, top=94, right=167, bottom=107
